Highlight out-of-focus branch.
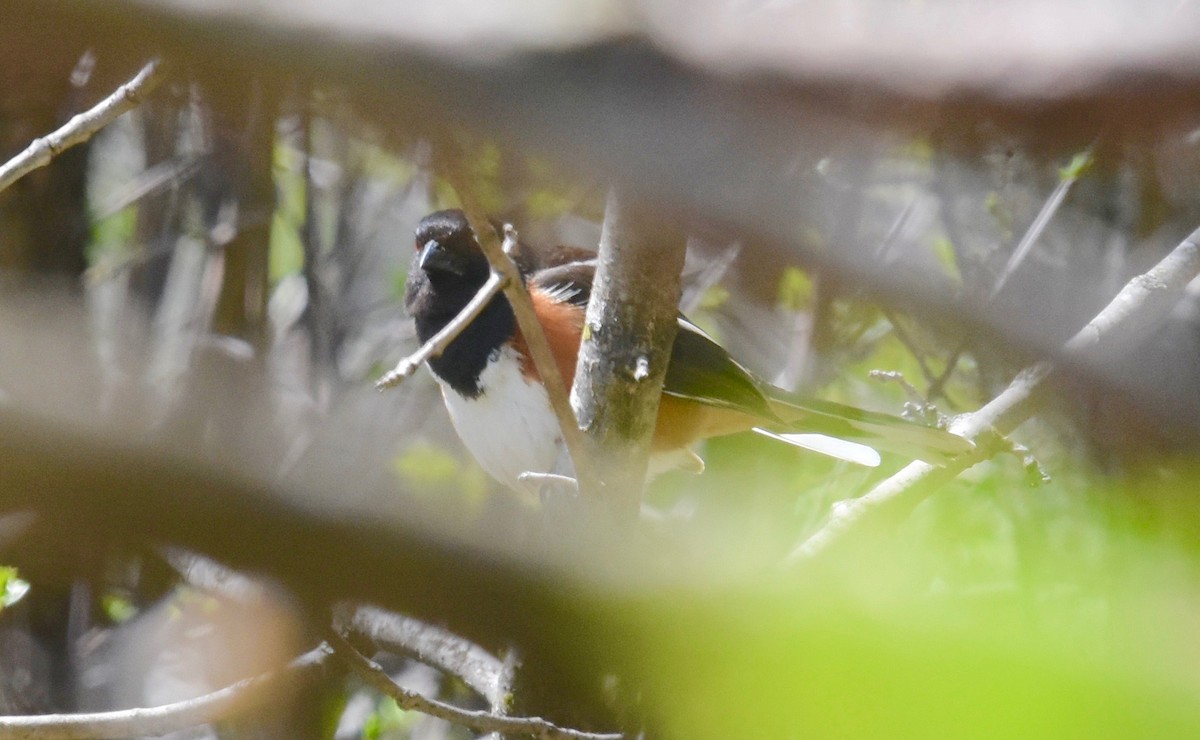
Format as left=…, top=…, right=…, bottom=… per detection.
left=789, top=224, right=1200, bottom=563
left=990, top=145, right=1095, bottom=301
left=0, top=60, right=164, bottom=196
left=570, top=189, right=686, bottom=515
left=326, top=630, right=622, bottom=740
left=0, top=648, right=325, bottom=740
left=337, top=604, right=511, bottom=710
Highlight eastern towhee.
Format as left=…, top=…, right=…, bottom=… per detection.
left=404, top=209, right=972, bottom=493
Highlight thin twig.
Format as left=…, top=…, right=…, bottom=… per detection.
left=0, top=648, right=326, bottom=740
left=92, top=155, right=202, bottom=221
left=376, top=272, right=507, bottom=389
left=925, top=341, right=965, bottom=402
left=788, top=223, right=1200, bottom=564
left=989, top=144, right=1094, bottom=301
left=879, top=310, right=938, bottom=386
left=448, top=177, right=602, bottom=495
left=326, top=630, right=623, bottom=740
left=0, top=60, right=165, bottom=196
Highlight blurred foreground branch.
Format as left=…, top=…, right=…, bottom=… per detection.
left=789, top=225, right=1200, bottom=563
left=0, top=60, right=163, bottom=195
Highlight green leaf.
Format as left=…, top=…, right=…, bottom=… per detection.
left=362, top=696, right=407, bottom=739
left=0, top=566, right=29, bottom=610
left=699, top=285, right=730, bottom=310
left=931, top=236, right=962, bottom=283
left=777, top=266, right=813, bottom=311
left=102, top=593, right=138, bottom=623
left=1059, top=150, right=1094, bottom=182
left=393, top=441, right=489, bottom=502
left=268, top=211, right=305, bottom=282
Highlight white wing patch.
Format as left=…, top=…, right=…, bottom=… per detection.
left=539, top=282, right=585, bottom=305
left=676, top=316, right=715, bottom=341
left=438, top=346, right=564, bottom=493
left=752, top=428, right=882, bottom=468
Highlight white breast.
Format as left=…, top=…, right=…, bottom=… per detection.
left=437, top=345, right=563, bottom=493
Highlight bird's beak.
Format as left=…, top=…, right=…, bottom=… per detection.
left=418, top=240, right=466, bottom=276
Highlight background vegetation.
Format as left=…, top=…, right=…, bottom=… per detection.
left=3, top=1, right=1200, bottom=737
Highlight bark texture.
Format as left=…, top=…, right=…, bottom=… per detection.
left=570, top=190, right=687, bottom=514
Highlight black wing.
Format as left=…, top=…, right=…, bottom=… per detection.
left=664, top=318, right=777, bottom=419
left=532, top=260, right=777, bottom=419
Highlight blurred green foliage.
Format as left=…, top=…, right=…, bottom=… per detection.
left=0, top=566, right=29, bottom=612
left=393, top=440, right=490, bottom=505
left=598, top=454, right=1200, bottom=738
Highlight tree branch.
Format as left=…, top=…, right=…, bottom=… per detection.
left=443, top=168, right=602, bottom=496
left=0, top=60, right=164, bottom=196
left=569, top=189, right=687, bottom=514
left=337, top=604, right=511, bottom=711
left=326, top=630, right=622, bottom=740
left=376, top=271, right=507, bottom=389
left=788, top=224, right=1200, bottom=563
left=0, top=648, right=325, bottom=740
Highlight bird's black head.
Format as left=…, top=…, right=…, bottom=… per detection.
left=412, top=209, right=492, bottom=287
left=404, top=209, right=515, bottom=397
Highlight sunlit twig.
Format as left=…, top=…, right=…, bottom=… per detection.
left=790, top=223, right=1200, bottom=563
left=0, top=60, right=165, bottom=196
left=0, top=648, right=324, bottom=739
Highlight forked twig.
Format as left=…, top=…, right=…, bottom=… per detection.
left=451, top=188, right=602, bottom=496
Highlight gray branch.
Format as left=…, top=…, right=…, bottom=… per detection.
left=0, top=649, right=325, bottom=739
left=327, top=631, right=622, bottom=740
left=569, top=189, right=687, bottom=514
left=0, top=60, right=164, bottom=196
left=789, top=225, right=1200, bottom=563
left=337, top=604, right=512, bottom=711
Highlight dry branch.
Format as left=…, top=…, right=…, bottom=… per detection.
left=338, top=604, right=512, bottom=710
left=444, top=172, right=602, bottom=496
left=0, top=649, right=325, bottom=740
left=327, top=630, right=622, bottom=740
left=377, top=271, right=508, bottom=389
left=789, top=225, right=1200, bottom=563
left=0, top=60, right=164, bottom=196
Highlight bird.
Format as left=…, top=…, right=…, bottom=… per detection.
left=403, top=209, right=973, bottom=493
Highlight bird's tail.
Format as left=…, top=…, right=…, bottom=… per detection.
left=762, top=390, right=974, bottom=465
